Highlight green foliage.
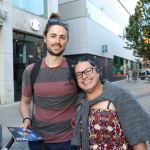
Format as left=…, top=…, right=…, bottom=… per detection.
left=124, top=0, right=150, bottom=59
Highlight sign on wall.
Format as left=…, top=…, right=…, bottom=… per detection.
left=102, top=45, right=108, bottom=53
left=0, top=8, right=8, bottom=25
left=29, top=19, right=41, bottom=31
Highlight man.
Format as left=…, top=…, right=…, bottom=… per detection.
left=20, top=13, right=77, bottom=150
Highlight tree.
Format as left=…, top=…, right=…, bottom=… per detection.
left=123, top=0, right=150, bottom=59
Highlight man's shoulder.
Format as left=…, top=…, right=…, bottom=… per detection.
left=65, top=57, right=75, bottom=66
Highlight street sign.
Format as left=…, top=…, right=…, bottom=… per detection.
left=102, top=45, right=107, bottom=53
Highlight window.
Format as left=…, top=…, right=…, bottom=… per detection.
left=12, top=0, right=47, bottom=17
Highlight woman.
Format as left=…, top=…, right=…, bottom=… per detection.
left=71, top=57, right=150, bottom=150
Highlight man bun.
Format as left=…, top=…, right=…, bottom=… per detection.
left=49, top=13, right=61, bottom=19
left=44, top=12, right=69, bottom=37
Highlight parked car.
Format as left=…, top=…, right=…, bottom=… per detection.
left=139, top=71, right=146, bottom=80
left=139, top=69, right=150, bottom=80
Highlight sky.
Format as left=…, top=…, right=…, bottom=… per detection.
left=119, top=0, right=138, bottom=15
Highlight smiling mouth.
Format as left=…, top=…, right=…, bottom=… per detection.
left=83, top=80, right=91, bottom=85
left=53, top=45, right=60, bottom=48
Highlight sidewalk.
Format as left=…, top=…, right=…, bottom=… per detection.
left=0, top=103, right=28, bottom=149
left=0, top=79, right=150, bottom=149
left=114, top=79, right=150, bottom=114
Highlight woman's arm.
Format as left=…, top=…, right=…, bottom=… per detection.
left=133, top=142, right=147, bottom=150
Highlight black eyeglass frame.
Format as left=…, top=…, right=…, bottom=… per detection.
left=75, top=67, right=96, bottom=79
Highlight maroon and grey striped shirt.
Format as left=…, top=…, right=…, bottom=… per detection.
left=22, top=58, right=78, bottom=143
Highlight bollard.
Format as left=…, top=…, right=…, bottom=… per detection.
left=0, top=124, right=2, bottom=149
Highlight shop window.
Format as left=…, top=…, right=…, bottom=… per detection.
left=12, top=0, right=47, bottom=17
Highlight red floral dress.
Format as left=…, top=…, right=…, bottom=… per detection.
left=72, top=107, right=131, bottom=150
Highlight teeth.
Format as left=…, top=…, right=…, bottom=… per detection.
left=84, top=81, right=90, bottom=84
left=53, top=45, right=60, bottom=48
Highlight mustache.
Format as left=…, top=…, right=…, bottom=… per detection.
left=52, top=43, right=62, bottom=47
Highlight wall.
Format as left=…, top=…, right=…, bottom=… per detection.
left=0, top=0, right=13, bottom=104
left=86, top=18, right=136, bottom=60
left=64, top=17, right=88, bottom=55
left=59, top=0, right=87, bottom=19
left=59, top=0, right=137, bottom=62
left=0, top=0, right=58, bottom=104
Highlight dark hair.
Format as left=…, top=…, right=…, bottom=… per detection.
left=44, top=12, right=69, bottom=37
left=71, top=56, right=105, bottom=84
left=49, top=13, right=61, bottom=19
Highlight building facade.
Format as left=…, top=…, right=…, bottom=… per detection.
left=0, top=0, right=58, bottom=104
left=59, top=0, right=139, bottom=81
left=0, top=0, right=139, bottom=104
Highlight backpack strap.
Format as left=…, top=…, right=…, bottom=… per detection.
left=30, top=59, right=42, bottom=125
left=30, top=59, right=42, bottom=94
left=66, top=57, right=75, bottom=70
left=66, top=57, right=76, bottom=82
left=66, top=57, right=82, bottom=93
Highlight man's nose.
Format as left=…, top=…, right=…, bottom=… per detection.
left=56, top=37, right=60, bottom=43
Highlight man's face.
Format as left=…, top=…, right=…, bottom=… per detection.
left=44, top=25, right=68, bottom=56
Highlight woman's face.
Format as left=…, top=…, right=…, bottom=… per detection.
left=74, top=61, right=100, bottom=93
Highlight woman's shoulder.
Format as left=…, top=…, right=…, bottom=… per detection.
left=104, top=81, right=137, bottom=109
left=110, top=82, right=134, bottom=98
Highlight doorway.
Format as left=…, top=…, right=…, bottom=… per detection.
left=13, top=31, right=43, bottom=101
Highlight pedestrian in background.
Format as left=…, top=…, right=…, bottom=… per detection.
left=71, top=57, right=150, bottom=150
left=132, top=68, right=138, bottom=82
left=128, top=68, right=133, bottom=82
left=20, top=13, right=78, bottom=150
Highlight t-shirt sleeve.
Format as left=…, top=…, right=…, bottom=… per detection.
left=21, top=64, right=34, bottom=97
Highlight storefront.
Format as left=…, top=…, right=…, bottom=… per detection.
left=13, top=31, right=43, bottom=101
left=0, top=0, right=58, bottom=104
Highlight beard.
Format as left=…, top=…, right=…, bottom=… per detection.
left=47, top=47, right=65, bottom=56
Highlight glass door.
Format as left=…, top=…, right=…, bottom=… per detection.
left=13, top=32, right=43, bottom=101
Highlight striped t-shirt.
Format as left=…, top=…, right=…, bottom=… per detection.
left=22, top=58, right=78, bottom=143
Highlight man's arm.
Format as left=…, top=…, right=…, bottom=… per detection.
left=133, top=142, right=147, bottom=150
left=20, top=95, right=32, bottom=131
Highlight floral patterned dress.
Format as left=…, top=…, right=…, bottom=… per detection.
left=72, top=102, right=131, bottom=150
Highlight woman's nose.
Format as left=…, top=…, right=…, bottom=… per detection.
left=82, top=72, right=88, bottom=79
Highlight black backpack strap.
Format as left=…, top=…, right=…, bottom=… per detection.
left=30, top=59, right=42, bottom=125
left=66, top=57, right=76, bottom=81
left=65, top=57, right=81, bottom=93
left=30, top=59, right=42, bottom=93
left=66, top=57, right=75, bottom=70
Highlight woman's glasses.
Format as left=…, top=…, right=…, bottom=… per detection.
left=48, top=19, right=69, bottom=31
left=75, top=67, right=96, bottom=79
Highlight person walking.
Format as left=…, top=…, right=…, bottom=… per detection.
left=132, top=68, right=138, bottom=82
left=71, top=57, right=150, bottom=150
left=128, top=69, right=133, bottom=82
left=20, top=13, right=78, bottom=150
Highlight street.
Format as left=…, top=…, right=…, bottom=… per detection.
left=0, top=79, right=150, bottom=150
